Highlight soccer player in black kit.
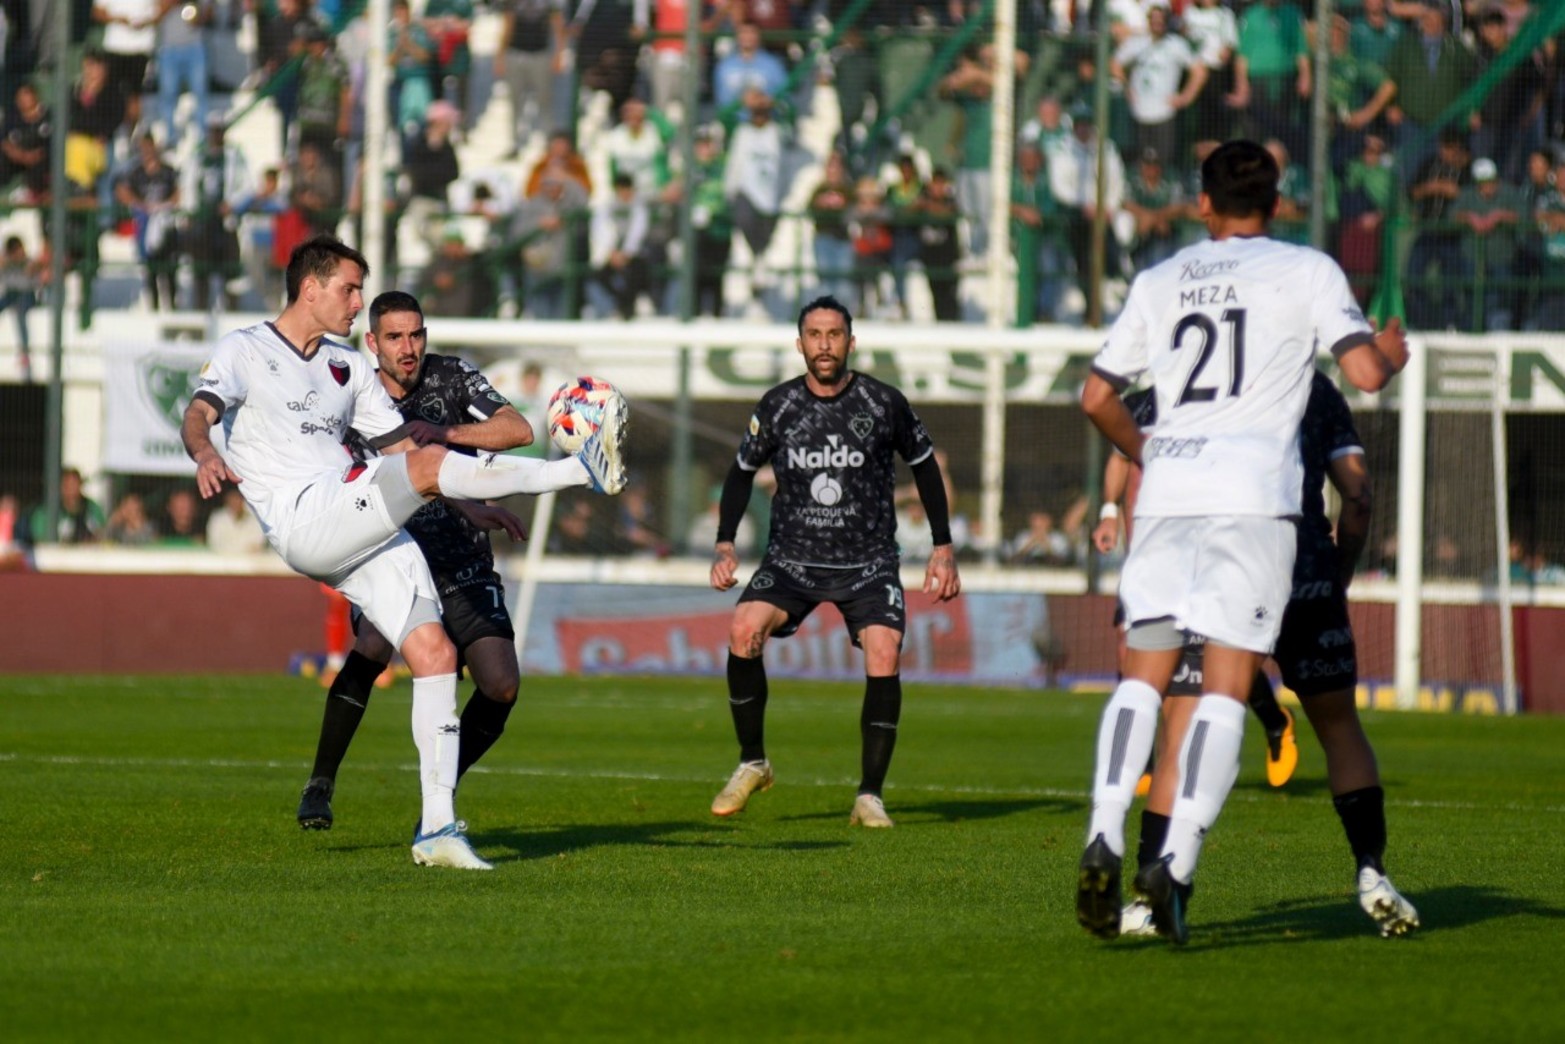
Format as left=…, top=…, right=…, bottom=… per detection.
left=708, top=296, right=962, bottom=827
left=297, top=290, right=614, bottom=829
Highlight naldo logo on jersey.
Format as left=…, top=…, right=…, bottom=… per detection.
left=788, top=434, right=865, bottom=469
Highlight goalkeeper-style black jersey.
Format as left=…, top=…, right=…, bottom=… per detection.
left=736, top=371, right=935, bottom=568
left=387, top=353, right=514, bottom=593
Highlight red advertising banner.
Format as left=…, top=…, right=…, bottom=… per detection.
left=555, top=590, right=973, bottom=677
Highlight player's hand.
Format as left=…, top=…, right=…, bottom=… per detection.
left=924, top=545, right=961, bottom=602
left=711, top=542, right=740, bottom=591
left=402, top=420, right=450, bottom=446
left=1372, top=315, right=1410, bottom=375
left=1092, top=517, right=1120, bottom=554
left=452, top=501, right=528, bottom=541
left=193, top=451, right=241, bottom=499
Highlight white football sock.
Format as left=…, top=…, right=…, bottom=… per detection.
left=1162, top=694, right=1248, bottom=882
left=437, top=452, right=588, bottom=501
left=1085, top=678, right=1162, bottom=857
left=411, top=673, right=460, bottom=834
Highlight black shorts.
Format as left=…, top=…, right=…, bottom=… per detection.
left=1115, top=599, right=1204, bottom=696
left=350, top=577, right=514, bottom=650
left=1273, top=576, right=1357, bottom=697
left=739, top=557, right=905, bottom=647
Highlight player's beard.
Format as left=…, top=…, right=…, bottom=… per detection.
left=808, top=353, right=848, bottom=388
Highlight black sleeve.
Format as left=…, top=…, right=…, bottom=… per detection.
left=716, top=460, right=757, bottom=545
left=910, top=453, right=953, bottom=547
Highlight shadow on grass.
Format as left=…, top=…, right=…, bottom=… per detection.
left=779, top=795, right=1075, bottom=825
left=1164, top=884, right=1565, bottom=948
left=469, top=820, right=852, bottom=863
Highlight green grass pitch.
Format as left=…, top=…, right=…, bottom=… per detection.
left=3, top=674, right=1562, bottom=1042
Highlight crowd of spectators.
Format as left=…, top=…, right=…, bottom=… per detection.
left=0, top=0, right=1562, bottom=331
left=2, top=468, right=266, bottom=553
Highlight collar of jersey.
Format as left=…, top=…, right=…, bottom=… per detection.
left=267, top=322, right=341, bottom=363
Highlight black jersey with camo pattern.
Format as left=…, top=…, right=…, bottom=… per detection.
left=1294, top=371, right=1362, bottom=581
left=390, top=354, right=513, bottom=592
left=737, top=372, right=934, bottom=568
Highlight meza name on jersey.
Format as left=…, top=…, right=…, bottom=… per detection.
left=787, top=434, right=865, bottom=470
left=1179, top=284, right=1240, bottom=308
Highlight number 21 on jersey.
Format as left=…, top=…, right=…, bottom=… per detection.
left=1172, top=308, right=1247, bottom=407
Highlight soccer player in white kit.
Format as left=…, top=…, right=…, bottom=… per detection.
left=1074, top=141, right=1410, bottom=943
left=181, top=236, right=628, bottom=870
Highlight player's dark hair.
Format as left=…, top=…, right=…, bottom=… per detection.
left=797, top=295, right=853, bottom=337
left=1200, top=140, right=1279, bottom=220
left=285, top=235, right=370, bottom=303
left=368, top=290, right=424, bottom=333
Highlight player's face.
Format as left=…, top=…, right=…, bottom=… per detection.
left=311, top=261, right=365, bottom=338
left=369, top=310, right=429, bottom=392
left=797, top=308, right=854, bottom=389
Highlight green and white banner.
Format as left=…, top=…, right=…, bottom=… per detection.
left=103, top=340, right=209, bottom=475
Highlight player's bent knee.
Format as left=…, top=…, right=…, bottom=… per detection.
left=405, top=444, right=450, bottom=499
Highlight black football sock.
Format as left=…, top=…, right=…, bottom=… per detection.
left=1247, top=672, right=1290, bottom=734
left=1333, top=785, right=1387, bottom=874
left=309, top=650, right=383, bottom=781
left=1137, top=810, right=1171, bottom=872
left=858, top=675, right=902, bottom=796
left=457, top=689, right=516, bottom=780
left=727, top=652, right=769, bottom=763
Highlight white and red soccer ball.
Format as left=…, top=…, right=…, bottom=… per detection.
left=547, top=376, right=620, bottom=454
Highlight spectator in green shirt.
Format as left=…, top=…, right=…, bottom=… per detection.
left=1384, top=1, right=1478, bottom=177
left=1230, top=0, right=1311, bottom=160
left=1326, top=14, right=1398, bottom=171
left=26, top=468, right=105, bottom=547
left=1455, top=157, right=1526, bottom=330
left=1350, top=0, right=1402, bottom=68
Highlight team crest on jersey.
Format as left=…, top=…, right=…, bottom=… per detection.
left=748, top=414, right=760, bottom=436
left=419, top=400, right=444, bottom=422
left=329, top=360, right=350, bottom=386
left=849, top=412, right=874, bottom=440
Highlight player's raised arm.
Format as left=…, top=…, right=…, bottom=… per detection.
left=406, top=404, right=534, bottom=451
left=181, top=397, right=241, bottom=498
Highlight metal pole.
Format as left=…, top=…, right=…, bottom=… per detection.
left=986, top=0, right=1016, bottom=327
left=1394, top=337, right=1426, bottom=710
left=1089, top=0, right=1110, bottom=329
left=668, top=5, right=704, bottom=551
left=42, top=0, right=72, bottom=534
left=1308, top=0, right=1332, bottom=251
left=979, top=0, right=1016, bottom=565
left=363, top=0, right=391, bottom=290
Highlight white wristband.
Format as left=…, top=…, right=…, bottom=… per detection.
left=1099, top=503, right=1119, bottom=521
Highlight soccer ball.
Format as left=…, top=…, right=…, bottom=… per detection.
left=547, top=376, right=620, bottom=454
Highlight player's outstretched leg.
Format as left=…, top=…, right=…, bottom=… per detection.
left=713, top=652, right=773, bottom=816
left=577, top=386, right=628, bottom=495
left=297, top=650, right=386, bottom=829
left=850, top=675, right=900, bottom=828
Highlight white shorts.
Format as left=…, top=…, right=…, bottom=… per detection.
left=272, top=456, right=421, bottom=584
left=1119, top=514, right=1297, bottom=654
left=270, top=456, right=440, bottom=643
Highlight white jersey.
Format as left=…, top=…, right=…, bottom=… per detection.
left=1092, top=235, right=1373, bottom=519
left=1114, top=32, right=1199, bottom=125
left=194, top=322, right=405, bottom=536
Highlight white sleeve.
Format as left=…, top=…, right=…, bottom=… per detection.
left=350, top=361, right=405, bottom=441
left=1093, top=274, right=1152, bottom=385
left=197, top=333, right=249, bottom=411
left=1310, top=254, right=1375, bottom=354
